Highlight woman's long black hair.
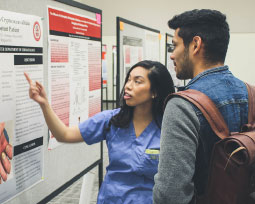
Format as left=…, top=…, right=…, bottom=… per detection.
left=110, top=60, right=175, bottom=128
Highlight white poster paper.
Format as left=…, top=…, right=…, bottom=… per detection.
left=145, top=31, right=160, bottom=61
left=48, top=7, right=101, bottom=149
left=0, top=10, right=43, bottom=203
left=123, top=45, right=143, bottom=82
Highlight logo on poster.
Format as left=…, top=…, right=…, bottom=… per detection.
left=33, top=21, right=41, bottom=41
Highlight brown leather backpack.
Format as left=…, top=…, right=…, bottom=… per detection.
left=170, top=83, right=255, bottom=204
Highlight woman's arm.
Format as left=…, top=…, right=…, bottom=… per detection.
left=24, top=73, right=83, bottom=143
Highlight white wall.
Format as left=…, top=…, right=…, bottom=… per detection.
left=78, top=0, right=255, bottom=35
left=225, top=33, right=255, bottom=85
left=103, top=33, right=255, bottom=95
left=78, top=0, right=255, bottom=92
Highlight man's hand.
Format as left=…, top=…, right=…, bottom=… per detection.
left=0, top=122, right=13, bottom=184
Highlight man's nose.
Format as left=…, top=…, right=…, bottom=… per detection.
left=170, top=53, right=174, bottom=60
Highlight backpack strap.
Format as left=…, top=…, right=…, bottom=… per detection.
left=165, top=89, right=229, bottom=139
left=245, top=83, right=255, bottom=124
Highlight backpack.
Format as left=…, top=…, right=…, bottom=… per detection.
left=168, top=83, right=255, bottom=204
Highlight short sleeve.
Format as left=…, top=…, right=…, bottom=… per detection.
left=79, top=109, right=120, bottom=145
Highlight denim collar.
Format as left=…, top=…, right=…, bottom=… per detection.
left=178, top=65, right=229, bottom=91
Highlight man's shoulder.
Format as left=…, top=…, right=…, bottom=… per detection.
left=165, top=96, right=198, bottom=118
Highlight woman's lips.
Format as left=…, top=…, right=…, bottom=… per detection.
left=124, top=93, right=132, bottom=100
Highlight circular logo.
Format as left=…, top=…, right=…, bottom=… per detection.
left=33, top=21, right=41, bottom=41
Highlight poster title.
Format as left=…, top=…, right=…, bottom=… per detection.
left=0, top=16, right=30, bottom=33
left=0, top=16, right=30, bottom=26
left=50, top=11, right=99, bottom=27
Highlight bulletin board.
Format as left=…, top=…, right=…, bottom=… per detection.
left=165, top=33, right=185, bottom=89
left=116, top=17, right=161, bottom=100
left=0, top=0, right=102, bottom=204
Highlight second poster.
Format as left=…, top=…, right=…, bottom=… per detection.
left=47, top=6, right=102, bottom=149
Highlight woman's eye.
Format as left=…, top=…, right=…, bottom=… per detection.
left=135, top=81, right=141, bottom=84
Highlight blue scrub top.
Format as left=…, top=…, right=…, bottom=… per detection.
left=79, top=109, right=161, bottom=204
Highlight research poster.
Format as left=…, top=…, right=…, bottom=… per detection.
left=102, top=45, right=107, bottom=100
left=102, top=45, right=107, bottom=85
left=144, top=31, right=160, bottom=61
left=0, top=10, right=44, bottom=203
left=123, top=36, right=143, bottom=82
left=47, top=7, right=101, bottom=149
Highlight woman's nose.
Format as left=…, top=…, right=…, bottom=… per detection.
left=125, top=81, right=132, bottom=90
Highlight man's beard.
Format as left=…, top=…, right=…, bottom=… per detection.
left=176, top=48, right=194, bottom=80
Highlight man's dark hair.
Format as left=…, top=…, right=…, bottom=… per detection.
left=168, top=9, right=230, bottom=64
left=110, top=60, right=175, bottom=129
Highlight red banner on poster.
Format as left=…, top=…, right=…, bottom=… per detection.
left=48, top=7, right=101, bottom=39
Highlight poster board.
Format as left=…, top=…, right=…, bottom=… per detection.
left=112, top=45, right=117, bottom=104
left=0, top=10, right=44, bottom=204
left=0, top=0, right=102, bottom=203
left=165, top=33, right=185, bottom=89
left=116, top=17, right=161, bottom=100
left=47, top=5, right=102, bottom=149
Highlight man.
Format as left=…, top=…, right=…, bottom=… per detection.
left=153, top=9, right=248, bottom=204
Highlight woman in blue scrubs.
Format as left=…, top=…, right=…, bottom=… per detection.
left=24, top=60, right=175, bottom=204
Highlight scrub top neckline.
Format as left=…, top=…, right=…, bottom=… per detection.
left=131, top=120, right=154, bottom=140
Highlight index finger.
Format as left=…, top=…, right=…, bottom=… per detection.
left=24, top=72, right=32, bottom=85
left=0, top=122, right=4, bottom=129
left=0, top=123, right=4, bottom=133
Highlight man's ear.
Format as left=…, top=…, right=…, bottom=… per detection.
left=192, top=36, right=202, bottom=54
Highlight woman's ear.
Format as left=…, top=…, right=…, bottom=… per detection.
left=152, top=92, right=157, bottom=99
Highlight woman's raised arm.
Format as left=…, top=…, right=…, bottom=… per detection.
left=24, top=72, right=83, bottom=143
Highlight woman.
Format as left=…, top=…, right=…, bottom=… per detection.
left=25, top=60, right=175, bottom=203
